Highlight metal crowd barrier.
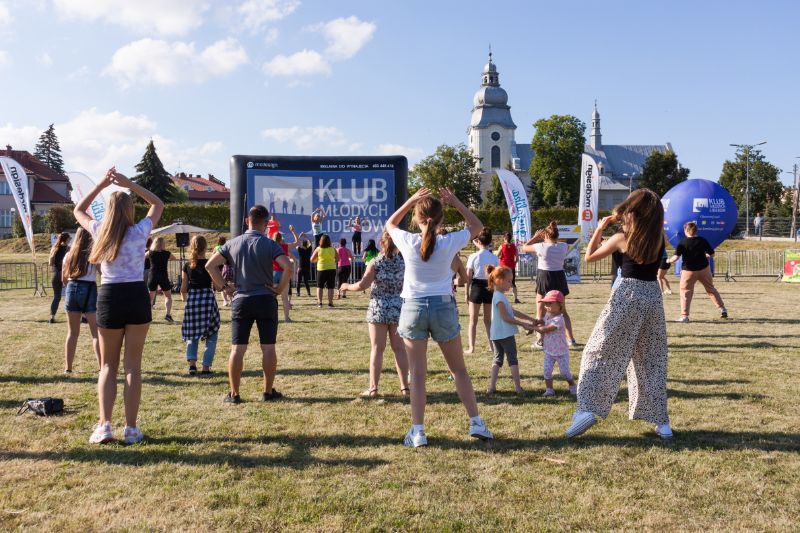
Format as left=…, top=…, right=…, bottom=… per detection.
left=722, top=250, right=784, bottom=282
left=0, top=262, right=42, bottom=295
left=515, top=254, right=614, bottom=282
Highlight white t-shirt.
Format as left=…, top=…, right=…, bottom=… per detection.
left=490, top=291, right=518, bottom=340
left=466, top=249, right=499, bottom=280
left=62, top=254, right=97, bottom=282
left=534, top=242, right=568, bottom=271
left=90, top=217, right=153, bottom=284
left=389, top=228, right=471, bottom=299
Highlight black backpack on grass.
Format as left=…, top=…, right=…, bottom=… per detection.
left=17, top=397, right=64, bottom=416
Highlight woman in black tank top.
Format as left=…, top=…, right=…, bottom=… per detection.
left=565, top=189, right=672, bottom=441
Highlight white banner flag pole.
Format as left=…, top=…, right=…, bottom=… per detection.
left=67, top=171, right=129, bottom=223
left=494, top=168, right=532, bottom=245
left=578, top=154, right=600, bottom=241
left=0, top=156, right=35, bottom=255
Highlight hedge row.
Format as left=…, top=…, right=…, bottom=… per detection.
left=134, top=204, right=230, bottom=230
left=439, top=207, right=595, bottom=233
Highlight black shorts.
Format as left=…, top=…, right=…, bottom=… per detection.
left=352, top=231, right=361, bottom=243
left=231, top=294, right=278, bottom=345
left=148, top=272, right=171, bottom=291
left=337, top=265, right=351, bottom=286
left=318, top=269, right=336, bottom=289
left=659, top=258, right=670, bottom=271
left=96, top=281, right=152, bottom=329
left=535, top=269, right=570, bottom=297
left=468, top=279, right=493, bottom=304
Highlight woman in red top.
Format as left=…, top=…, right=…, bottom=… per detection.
left=497, top=232, right=521, bottom=303
left=266, top=214, right=280, bottom=239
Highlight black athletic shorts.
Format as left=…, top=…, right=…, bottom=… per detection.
left=231, top=294, right=278, bottom=345
left=337, top=265, right=351, bottom=287
left=148, top=272, right=172, bottom=292
left=96, top=281, right=152, bottom=329
left=468, top=279, right=493, bottom=304
left=317, top=269, right=336, bottom=289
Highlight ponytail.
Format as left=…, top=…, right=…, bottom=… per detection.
left=486, top=264, right=511, bottom=291
left=420, top=221, right=438, bottom=261
left=414, top=197, right=444, bottom=262
left=544, top=220, right=559, bottom=240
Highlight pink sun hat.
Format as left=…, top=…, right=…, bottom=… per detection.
left=541, top=290, right=565, bottom=303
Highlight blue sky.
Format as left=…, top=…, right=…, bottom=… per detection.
left=1, top=0, right=798, bottom=187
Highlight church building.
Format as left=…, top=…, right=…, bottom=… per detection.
left=468, top=53, right=673, bottom=210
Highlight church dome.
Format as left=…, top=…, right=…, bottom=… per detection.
left=483, top=61, right=497, bottom=74
left=473, top=85, right=508, bottom=107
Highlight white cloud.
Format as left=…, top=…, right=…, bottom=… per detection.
left=36, top=52, right=53, bottom=67
left=0, top=2, right=11, bottom=25
left=237, top=0, right=298, bottom=33
left=0, top=123, right=40, bottom=150
left=264, top=27, right=279, bottom=45
left=376, top=143, right=425, bottom=160
left=312, top=16, right=376, bottom=60
left=262, top=125, right=350, bottom=151
left=66, top=65, right=90, bottom=80
left=53, top=0, right=208, bottom=36
left=0, top=50, right=9, bottom=68
left=105, top=38, right=248, bottom=88
left=262, top=49, right=330, bottom=77
left=1, top=109, right=227, bottom=180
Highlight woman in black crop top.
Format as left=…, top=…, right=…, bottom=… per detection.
left=666, top=221, right=727, bottom=322
left=180, top=235, right=220, bottom=375
left=565, top=189, right=672, bottom=440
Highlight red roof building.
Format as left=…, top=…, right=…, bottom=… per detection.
left=1, top=146, right=71, bottom=236
left=171, top=172, right=230, bottom=204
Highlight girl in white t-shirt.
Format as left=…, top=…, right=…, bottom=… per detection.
left=74, top=169, right=164, bottom=445
left=465, top=228, right=499, bottom=354
left=387, top=187, right=493, bottom=448
left=522, top=221, right=579, bottom=347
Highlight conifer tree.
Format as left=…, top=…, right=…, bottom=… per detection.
left=33, top=124, right=65, bottom=175
left=133, top=140, right=180, bottom=203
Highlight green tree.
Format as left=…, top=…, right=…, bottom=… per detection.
left=639, top=149, right=690, bottom=197
left=132, top=140, right=181, bottom=203
left=719, top=147, right=783, bottom=214
left=529, top=114, right=586, bottom=207
left=33, top=124, right=65, bottom=175
left=484, top=173, right=506, bottom=208
left=409, top=143, right=482, bottom=207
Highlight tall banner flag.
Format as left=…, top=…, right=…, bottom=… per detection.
left=0, top=156, right=35, bottom=254
left=67, top=172, right=128, bottom=222
left=494, top=168, right=532, bottom=244
left=578, top=154, right=600, bottom=241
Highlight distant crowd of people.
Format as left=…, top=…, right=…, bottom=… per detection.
left=49, top=168, right=733, bottom=447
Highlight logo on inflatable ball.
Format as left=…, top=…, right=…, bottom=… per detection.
left=661, top=179, right=738, bottom=249
left=582, top=209, right=593, bottom=222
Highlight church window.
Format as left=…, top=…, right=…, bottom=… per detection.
left=491, top=132, right=500, bottom=141
left=491, top=145, right=500, bottom=168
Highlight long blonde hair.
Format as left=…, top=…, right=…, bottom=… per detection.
left=188, top=235, right=207, bottom=269
left=89, top=191, right=135, bottom=264
left=65, top=227, right=93, bottom=279
left=150, top=236, right=166, bottom=253
left=414, top=196, right=443, bottom=262
left=380, top=230, right=398, bottom=259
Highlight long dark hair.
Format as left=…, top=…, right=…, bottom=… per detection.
left=319, top=234, right=331, bottom=248
left=49, top=232, right=69, bottom=265
left=364, top=239, right=378, bottom=254
left=64, top=228, right=92, bottom=279
left=615, top=189, right=664, bottom=264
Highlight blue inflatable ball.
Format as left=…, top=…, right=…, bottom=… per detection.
left=661, top=179, right=738, bottom=249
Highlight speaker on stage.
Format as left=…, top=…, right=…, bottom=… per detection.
left=175, top=232, right=190, bottom=248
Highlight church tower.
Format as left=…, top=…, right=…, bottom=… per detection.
left=590, top=100, right=602, bottom=150
left=468, top=50, right=517, bottom=180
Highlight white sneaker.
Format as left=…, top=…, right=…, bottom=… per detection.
left=655, top=424, right=673, bottom=439
left=403, top=428, right=427, bottom=448
left=675, top=316, right=689, bottom=323
left=542, top=389, right=555, bottom=397
left=565, top=411, right=597, bottom=439
left=89, top=421, right=113, bottom=444
left=123, top=426, right=144, bottom=444
left=468, top=419, right=493, bottom=441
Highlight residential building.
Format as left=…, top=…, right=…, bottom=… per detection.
left=170, top=172, right=230, bottom=204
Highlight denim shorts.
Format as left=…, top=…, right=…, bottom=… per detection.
left=64, top=280, right=98, bottom=313
left=398, top=295, right=461, bottom=343
left=273, top=270, right=284, bottom=284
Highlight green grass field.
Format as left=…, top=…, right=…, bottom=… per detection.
left=0, top=274, right=798, bottom=531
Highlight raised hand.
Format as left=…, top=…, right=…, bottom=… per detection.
left=408, top=187, right=432, bottom=204
left=111, top=171, right=133, bottom=187
left=597, top=216, right=616, bottom=230
left=438, top=188, right=458, bottom=206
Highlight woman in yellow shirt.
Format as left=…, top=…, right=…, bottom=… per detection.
left=311, top=234, right=337, bottom=308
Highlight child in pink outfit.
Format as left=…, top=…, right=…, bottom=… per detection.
left=534, top=290, right=577, bottom=397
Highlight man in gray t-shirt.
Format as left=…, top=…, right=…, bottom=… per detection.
left=207, top=204, right=293, bottom=404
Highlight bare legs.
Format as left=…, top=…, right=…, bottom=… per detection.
left=96, top=323, right=149, bottom=428
left=64, top=311, right=100, bottom=372
left=315, top=287, right=335, bottom=306
left=405, top=336, right=480, bottom=425
left=466, top=302, right=492, bottom=354
left=280, top=285, right=292, bottom=321
left=365, top=323, right=409, bottom=393
left=658, top=269, right=672, bottom=294
left=227, top=343, right=277, bottom=396
left=150, top=290, right=173, bottom=317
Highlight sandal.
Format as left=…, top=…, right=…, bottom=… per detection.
left=400, top=387, right=410, bottom=397
left=359, top=388, right=378, bottom=398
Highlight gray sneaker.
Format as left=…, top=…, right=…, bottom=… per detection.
left=468, top=419, right=493, bottom=441
left=403, top=428, right=428, bottom=448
